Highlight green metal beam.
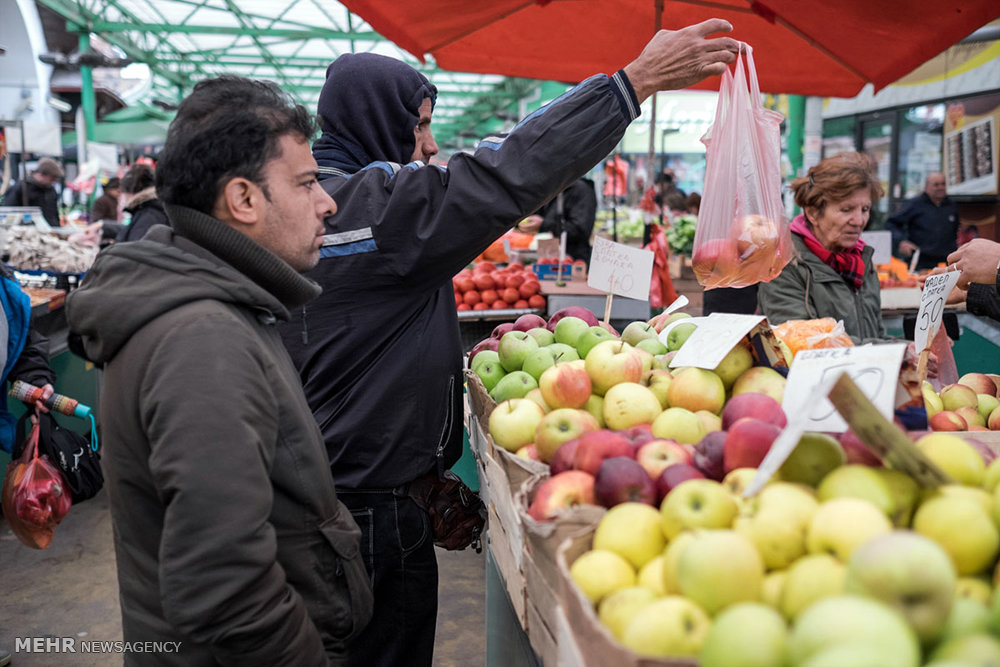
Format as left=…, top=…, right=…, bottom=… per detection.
left=89, top=21, right=380, bottom=39
left=78, top=32, right=98, bottom=150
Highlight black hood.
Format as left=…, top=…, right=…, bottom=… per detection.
left=312, top=53, right=437, bottom=173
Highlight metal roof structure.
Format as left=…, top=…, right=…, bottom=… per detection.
left=34, top=0, right=570, bottom=153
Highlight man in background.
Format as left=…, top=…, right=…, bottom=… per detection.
left=518, top=177, right=597, bottom=267
left=280, top=21, right=738, bottom=667
left=887, top=172, right=959, bottom=270
left=3, top=157, right=63, bottom=226
left=90, top=176, right=120, bottom=222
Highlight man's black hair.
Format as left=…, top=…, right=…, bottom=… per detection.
left=156, top=76, right=315, bottom=214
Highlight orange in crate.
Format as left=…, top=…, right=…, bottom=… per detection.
left=772, top=317, right=853, bottom=358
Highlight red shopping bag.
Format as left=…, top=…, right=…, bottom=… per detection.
left=693, top=44, right=793, bottom=290
left=1, top=418, right=73, bottom=549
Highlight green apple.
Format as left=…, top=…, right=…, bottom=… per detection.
left=594, top=502, right=666, bottom=570
left=930, top=634, right=1000, bottom=664
left=786, top=595, right=921, bottom=667
left=621, top=320, right=659, bottom=347
left=925, top=484, right=993, bottom=517
left=665, top=322, right=698, bottom=351
left=876, top=467, right=921, bottom=527
left=597, top=586, right=658, bottom=641
left=584, top=339, right=644, bottom=396
left=553, top=315, right=590, bottom=347
left=780, top=432, right=846, bottom=487
left=806, top=497, right=893, bottom=562
left=470, top=349, right=499, bottom=373
left=712, top=343, right=754, bottom=390
left=651, top=406, right=706, bottom=444
left=474, top=359, right=506, bottom=392
left=800, top=643, right=916, bottom=667
left=520, top=346, right=556, bottom=381
left=677, top=529, right=764, bottom=614
left=487, top=398, right=545, bottom=451
left=575, top=325, right=616, bottom=360
left=583, top=394, right=605, bottom=427
left=913, top=495, right=999, bottom=576
left=569, top=548, right=636, bottom=604
left=643, top=369, right=673, bottom=409
left=817, top=464, right=896, bottom=517
left=844, top=531, right=957, bottom=644
left=735, top=505, right=807, bottom=570
left=955, top=576, right=992, bottom=604
left=497, top=330, right=539, bottom=372
left=635, top=337, right=668, bottom=356
left=621, top=596, right=710, bottom=658
left=546, top=342, right=580, bottom=363
left=488, top=369, right=537, bottom=403
left=940, top=383, right=980, bottom=412
left=660, top=479, right=738, bottom=539
left=978, top=394, right=1000, bottom=423
left=780, top=553, right=846, bottom=621
left=915, top=433, right=986, bottom=486
left=666, top=367, right=726, bottom=414
left=524, top=326, right=555, bottom=347
left=940, top=597, right=992, bottom=644
left=602, top=382, right=662, bottom=431
left=523, top=388, right=549, bottom=413
left=699, top=602, right=787, bottom=667
left=656, top=311, right=692, bottom=331
left=636, top=554, right=667, bottom=595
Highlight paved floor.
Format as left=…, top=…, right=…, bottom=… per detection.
left=1, top=489, right=487, bottom=666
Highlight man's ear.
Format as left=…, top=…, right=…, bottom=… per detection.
left=214, top=177, right=264, bottom=227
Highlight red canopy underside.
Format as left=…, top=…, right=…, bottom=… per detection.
left=343, top=0, right=999, bottom=96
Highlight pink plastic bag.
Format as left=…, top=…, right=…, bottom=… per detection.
left=1, top=420, right=72, bottom=549
left=692, top=44, right=793, bottom=289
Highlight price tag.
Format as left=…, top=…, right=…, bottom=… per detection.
left=668, top=313, right=766, bottom=370
left=781, top=343, right=907, bottom=433
left=537, top=237, right=560, bottom=258
left=860, top=230, right=892, bottom=265
left=827, top=373, right=951, bottom=487
left=914, top=270, right=961, bottom=353
left=587, top=236, right=654, bottom=301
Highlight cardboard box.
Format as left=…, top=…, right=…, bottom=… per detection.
left=556, top=532, right=698, bottom=667
left=525, top=592, right=559, bottom=666
left=488, top=504, right=526, bottom=626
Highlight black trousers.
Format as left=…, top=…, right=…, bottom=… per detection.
left=338, top=489, right=439, bottom=667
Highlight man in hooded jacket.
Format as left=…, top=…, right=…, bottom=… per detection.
left=66, top=76, right=372, bottom=666
left=278, top=22, right=739, bottom=667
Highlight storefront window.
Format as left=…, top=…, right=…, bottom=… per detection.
left=898, top=104, right=944, bottom=200
left=862, top=120, right=892, bottom=216
left=822, top=116, right=855, bottom=159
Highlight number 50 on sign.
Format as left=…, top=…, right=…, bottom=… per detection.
left=914, top=270, right=960, bottom=353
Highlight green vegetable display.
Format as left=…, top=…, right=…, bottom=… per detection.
left=665, top=214, right=697, bottom=256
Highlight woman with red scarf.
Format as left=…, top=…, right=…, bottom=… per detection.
left=758, top=152, right=886, bottom=342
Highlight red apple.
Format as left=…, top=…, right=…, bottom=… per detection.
left=958, top=372, right=999, bottom=398
left=572, top=429, right=634, bottom=475
left=513, top=313, right=548, bottom=332
left=838, top=429, right=882, bottom=467
left=635, top=438, right=694, bottom=480
left=515, top=443, right=541, bottom=461
left=547, top=306, right=600, bottom=332
left=538, top=362, right=592, bottom=409
left=527, top=470, right=596, bottom=521
left=594, top=457, right=658, bottom=508
left=617, top=423, right=657, bottom=450
left=691, top=237, right=741, bottom=285
left=720, top=392, right=787, bottom=430
left=534, top=408, right=601, bottom=463
left=468, top=337, right=500, bottom=367
left=723, top=417, right=781, bottom=473
left=693, top=431, right=728, bottom=481
left=491, top=322, right=516, bottom=339
left=656, top=463, right=706, bottom=502
left=549, top=438, right=582, bottom=475
left=929, top=410, right=968, bottom=431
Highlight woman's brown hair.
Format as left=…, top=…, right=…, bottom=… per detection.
left=790, top=151, right=884, bottom=215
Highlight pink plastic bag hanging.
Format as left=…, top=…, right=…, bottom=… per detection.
left=692, top=44, right=793, bottom=289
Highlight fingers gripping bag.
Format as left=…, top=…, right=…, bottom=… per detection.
left=693, top=43, right=793, bottom=289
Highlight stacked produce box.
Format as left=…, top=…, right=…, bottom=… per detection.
left=464, top=298, right=1000, bottom=666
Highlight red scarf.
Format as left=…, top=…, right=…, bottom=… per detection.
left=790, top=215, right=866, bottom=291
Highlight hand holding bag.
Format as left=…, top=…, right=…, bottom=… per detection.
left=407, top=469, right=486, bottom=552
left=693, top=43, right=794, bottom=290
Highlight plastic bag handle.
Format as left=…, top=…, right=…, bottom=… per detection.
left=27, top=420, right=41, bottom=462
left=740, top=43, right=763, bottom=104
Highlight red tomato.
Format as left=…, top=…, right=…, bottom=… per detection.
left=463, top=291, right=482, bottom=306
left=491, top=300, right=509, bottom=310
left=508, top=262, right=525, bottom=272
left=457, top=303, right=471, bottom=311
left=455, top=277, right=475, bottom=293
left=480, top=289, right=499, bottom=306
left=519, top=281, right=541, bottom=298
left=501, top=287, right=520, bottom=304
left=528, top=294, right=546, bottom=308
left=514, top=299, right=529, bottom=309
left=473, top=302, right=490, bottom=310
left=474, top=261, right=496, bottom=273
left=456, top=268, right=474, bottom=279
left=473, top=274, right=495, bottom=291
left=454, top=292, right=463, bottom=307
left=505, top=274, right=525, bottom=289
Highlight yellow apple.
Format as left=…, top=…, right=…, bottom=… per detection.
left=722, top=467, right=762, bottom=497
left=569, top=548, right=636, bottom=605
left=487, top=398, right=545, bottom=451
left=712, top=344, right=755, bottom=390
left=637, top=554, right=668, bottom=595
left=666, top=367, right=726, bottom=414
left=696, top=409, right=723, bottom=434
left=761, top=570, right=787, bottom=609
left=955, top=576, right=992, bottom=604
left=699, top=602, right=787, bottom=667
left=660, top=479, right=738, bottom=539
left=984, top=459, right=1000, bottom=493
left=583, top=394, right=605, bottom=427
left=930, top=634, right=1000, bottom=664
left=753, top=482, right=819, bottom=528
left=923, top=380, right=944, bottom=418
left=806, top=498, right=893, bottom=562
left=597, top=586, right=658, bottom=641
left=924, top=484, right=994, bottom=517
left=735, top=505, right=807, bottom=570
left=876, top=467, right=921, bottom=527
left=594, top=502, right=666, bottom=570
left=602, top=382, right=662, bottom=431
left=621, top=596, right=711, bottom=657
left=650, top=406, right=706, bottom=444
left=780, top=553, right=846, bottom=620
left=913, top=495, right=999, bottom=576
left=915, top=433, right=986, bottom=486
left=677, top=529, right=764, bottom=614
left=817, top=464, right=896, bottom=518
left=661, top=531, right=695, bottom=594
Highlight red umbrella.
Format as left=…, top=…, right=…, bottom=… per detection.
left=341, top=0, right=998, bottom=96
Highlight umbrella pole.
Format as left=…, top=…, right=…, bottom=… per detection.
left=647, top=0, right=663, bottom=191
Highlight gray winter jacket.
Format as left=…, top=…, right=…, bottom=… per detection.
left=66, top=205, right=372, bottom=666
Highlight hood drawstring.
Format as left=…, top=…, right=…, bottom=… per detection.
left=301, top=306, right=308, bottom=345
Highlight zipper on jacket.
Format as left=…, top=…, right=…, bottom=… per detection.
left=300, top=305, right=309, bottom=345
left=434, top=374, right=456, bottom=476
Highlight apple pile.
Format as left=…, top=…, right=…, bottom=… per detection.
left=453, top=261, right=545, bottom=311
left=565, top=427, right=1000, bottom=665
left=923, top=373, right=1000, bottom=432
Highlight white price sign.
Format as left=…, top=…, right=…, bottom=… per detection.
left=668, top=313, right=766, bottom=370
left=914, top=270, right=961, bottom=353
left=860, top=231, right=892, bottom=265
left=587, top=236, right=654, bottom=301
left=781, top=344, right=907, bottom=433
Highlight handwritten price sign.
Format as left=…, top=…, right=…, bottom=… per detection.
left=914, top=270, right=960, bottom=353
left=587, top=236, right=654, bottom=301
